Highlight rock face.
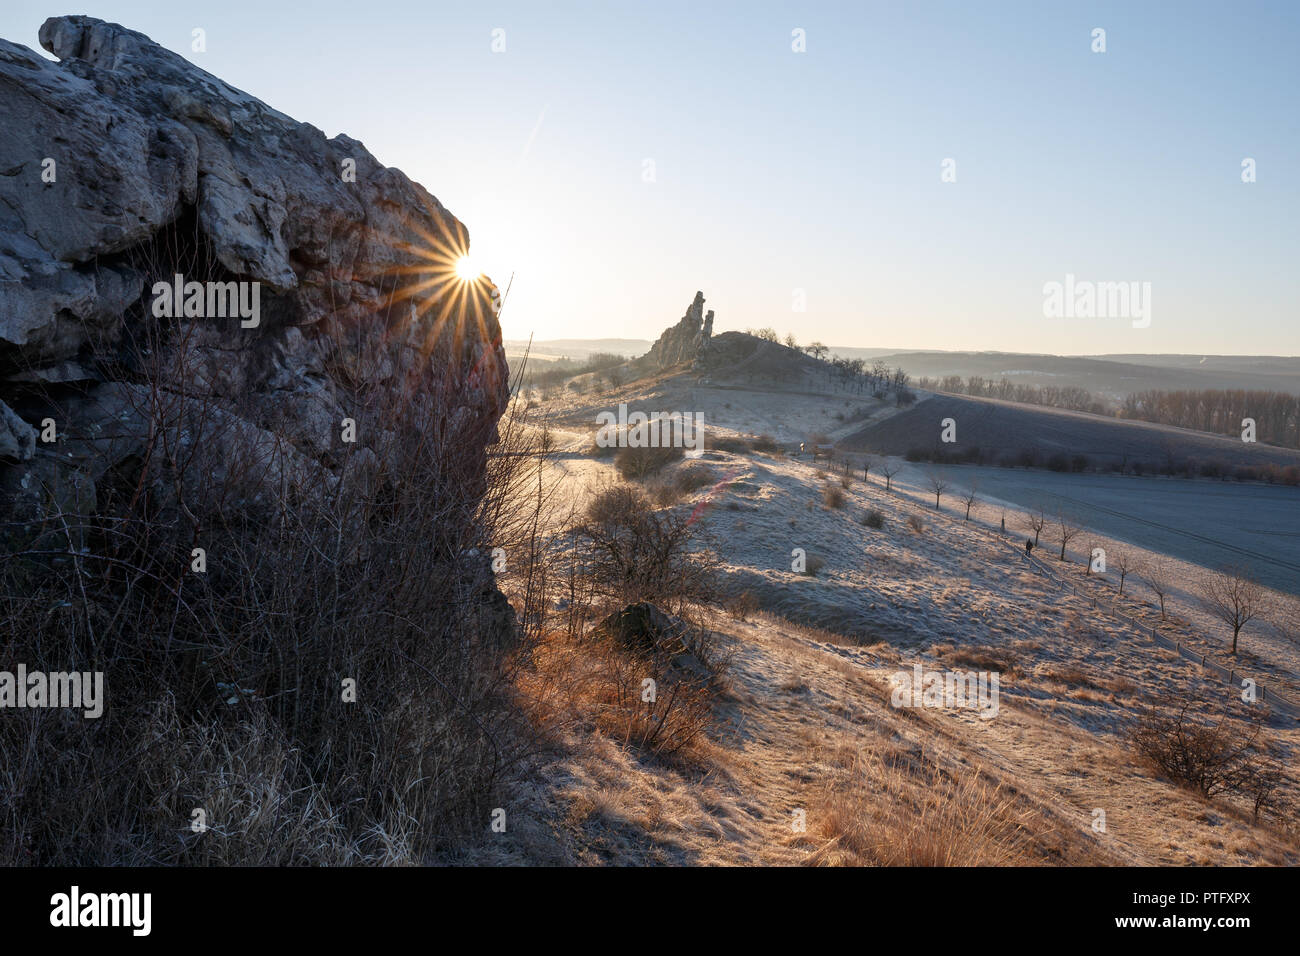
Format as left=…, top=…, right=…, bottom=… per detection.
left=0, top=17, right=507, bottom=521
left=646, top=291, right=713, bottom=370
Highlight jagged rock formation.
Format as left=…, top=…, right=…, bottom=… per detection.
left=693, top=310, right=714, bottom=369
left=0, top=16, right=507, bottom=522
left=646, top=291, right=714, bottom=370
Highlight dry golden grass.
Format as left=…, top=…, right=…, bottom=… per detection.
left=806, top=745, right=1078, bottom=866
left=518, top=627, right=719, bottom=768
left=939, top=644, right=1019, bottom=678
left=1040, top=663, right=1104, bottom=689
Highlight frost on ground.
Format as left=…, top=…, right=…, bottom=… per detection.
left=484, top=372, right=1300, bottom=867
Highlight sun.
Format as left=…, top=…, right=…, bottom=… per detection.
left=455, top=255, right=480, bottom=281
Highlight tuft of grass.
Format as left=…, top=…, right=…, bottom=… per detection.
left=808, top=747, right=1074, bottom=866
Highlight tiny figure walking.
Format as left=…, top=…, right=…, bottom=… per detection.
left=1025, top=539, right=1034, bottom=555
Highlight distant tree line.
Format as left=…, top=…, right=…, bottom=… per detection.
left=1118, top=389, right=1300, bottom=450
left=901, top=441, right=1300, bottom=486
left=917, top=375, right=1109, bottom=415
left=921, top=376, right=1300, bottom=452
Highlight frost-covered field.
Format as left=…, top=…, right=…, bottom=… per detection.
left=906, top=465, right=1300, bottom=596
left=510, top=376, right=1300, bottom=865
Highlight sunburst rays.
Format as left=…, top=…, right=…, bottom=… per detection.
left=363, top=192, right=501, bottom=374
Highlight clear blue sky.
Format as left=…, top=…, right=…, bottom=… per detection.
left=4, top=1, right=1298, bottom=355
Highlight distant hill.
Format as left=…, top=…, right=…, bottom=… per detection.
left=515, top=339, right=1299, bottom=396
left=833, top=350, right=1300, bottom=398
left=504, top=338, right=652, bottom=362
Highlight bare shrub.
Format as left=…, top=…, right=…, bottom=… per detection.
left=1128, top=696, right=1289, bottom=822
left=649, top=480, right=682, bottom=507
left=585, top=483, right=648, bottom=526
left=614, top=443, right=684, bottom=481
left=710, top=435, right=751, bottom=454
left=576, top=489, right=717, bottom=616
left=800, top=554, right=827, bottom=577
left=822, top=484, right=846, bottom=509
left=862, top=509, right=885, bottom=529
left=726, top=589, right=760, bottom=622
left=673, top=463, right=715, bottom=495
left=906, top=514, right=925, bottom=533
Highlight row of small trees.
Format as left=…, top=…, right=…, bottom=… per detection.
left=905, top=474, right=1274, bottom=657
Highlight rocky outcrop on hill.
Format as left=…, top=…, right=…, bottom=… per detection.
left=0, top=16, right=507, bottom=523
left=646, top=291, right=714, bottom=370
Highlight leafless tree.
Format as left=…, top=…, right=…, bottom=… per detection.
left=1199, top=565, right=1270, bottom=655
left=960, top=482, right=978, bottom=520
left=1112, top=549, right=1133, bottom=595
left=1142, top=558, right=1172, bottom=621
left=879, top=460, right=901, bottom=491
left=1026, top=507, right=1046, bottom=547
left=927, top=472, right=948, bottom=510
left=862, top=454, right=874, bottom=481
left=1054, top=510, right=1082, bottom=561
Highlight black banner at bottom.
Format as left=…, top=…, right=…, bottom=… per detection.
left=0, top=865, right=1283, bottom=942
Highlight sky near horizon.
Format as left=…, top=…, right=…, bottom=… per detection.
left=4, top=1, right=1298, bottom=356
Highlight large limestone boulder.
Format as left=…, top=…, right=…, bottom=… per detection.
left=0, top=16, right=508, bottom=523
